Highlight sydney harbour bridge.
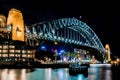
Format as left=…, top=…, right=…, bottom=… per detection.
left=0, top=8, right=110, bottom=65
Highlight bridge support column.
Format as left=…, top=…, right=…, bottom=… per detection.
left=105, top=44, right=111, bottom=62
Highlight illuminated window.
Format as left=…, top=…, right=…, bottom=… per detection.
left=3, top=45, right=8, bottom=49
left=22, top=50, right=26, bottom=53
left=9, top=45, right=15, bottom=48
left=10, top=54, right=14, bottom=57
left=3, top=50, right=8, bottom=53
left=9, top=50, right=14, bottom=53
left=22, top=54, right=26, bottom=57
left=28, top=54, right=32, bottom=58
left=3, top=54, right=8, bottom=57
left=15, top=54, right=20, bottom=57
left=15, top=50, right=21, bottom=53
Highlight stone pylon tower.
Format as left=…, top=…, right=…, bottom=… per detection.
left=0, top=14, right=6, bottom=28
left=7, top=8, right=24, bottom=41
left=105, top=44, right=111, bottom=62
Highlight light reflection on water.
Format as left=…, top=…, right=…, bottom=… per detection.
left=0, top=69, right=27, bottom=80
left=88, top=64, right=112, bottom=80
left=0, top=64, right=113, bottom=80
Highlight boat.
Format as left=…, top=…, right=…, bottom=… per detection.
left=69, top=62, right=89, bottom=75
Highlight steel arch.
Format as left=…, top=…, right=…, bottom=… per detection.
left=28, top=17, right=105, bottom=51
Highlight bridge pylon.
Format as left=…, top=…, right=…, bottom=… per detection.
left=105, top=44, right=111, bottom=62
left=7, top=8, right=24, bottom=41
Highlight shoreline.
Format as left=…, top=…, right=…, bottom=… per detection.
left=0, top=63, right=119, bottom=69
left=0, top=63, right=70, bottom=69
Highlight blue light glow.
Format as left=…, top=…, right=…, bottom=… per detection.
left=40, top=46, right=46, bottom=51
left=41, top=46, right=45, bottom=49
left=58, top=50, right=65, bottom=55
left=60, top=50, right=65, bottom=53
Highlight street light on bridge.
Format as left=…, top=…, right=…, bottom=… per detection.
left=54, top=41, right=58, bottom=45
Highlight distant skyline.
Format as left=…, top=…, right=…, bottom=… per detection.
left=0, top=0, right=120, bottom=56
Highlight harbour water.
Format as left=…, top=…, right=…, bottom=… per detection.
left=0, top=64, right=119, bottom=80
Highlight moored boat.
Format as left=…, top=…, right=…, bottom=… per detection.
left=69, top=62, right=89, bottom=75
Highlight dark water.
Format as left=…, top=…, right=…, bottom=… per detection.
left=0, top=64, right=119, bottom=80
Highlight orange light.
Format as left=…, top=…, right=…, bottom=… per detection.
left=54, top=41, right=58, bottom=45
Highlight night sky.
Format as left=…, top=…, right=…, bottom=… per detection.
left=0, top=0, right=120, bottom=56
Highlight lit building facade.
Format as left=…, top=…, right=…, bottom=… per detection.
left=0, top=8, right=35, bottom=65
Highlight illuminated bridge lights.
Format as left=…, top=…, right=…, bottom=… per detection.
left=33, top=18, right=104, bottom=51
